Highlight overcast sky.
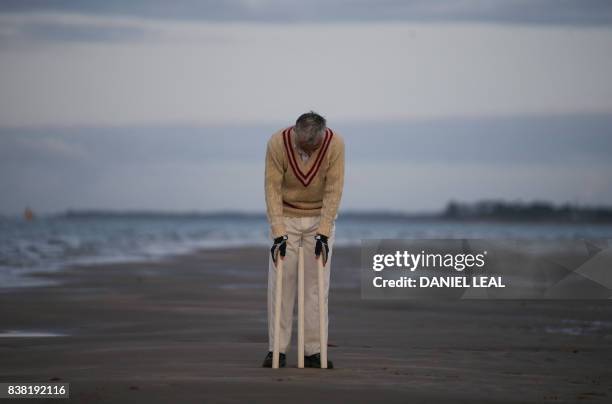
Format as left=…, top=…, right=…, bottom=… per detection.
left=1, top=1, right=611, bottom=215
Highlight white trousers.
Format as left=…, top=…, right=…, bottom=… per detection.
left=267, top=215, right=335, bottom=356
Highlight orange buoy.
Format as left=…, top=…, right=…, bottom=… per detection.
left=24, top=207, right=34, bottom=221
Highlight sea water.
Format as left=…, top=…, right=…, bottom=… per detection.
left=1, top=212, right=611, bottom=289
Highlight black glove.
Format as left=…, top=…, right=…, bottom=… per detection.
left=270, top=235, right=288, bottom=266
left=314, top=233, right=329, bottom=266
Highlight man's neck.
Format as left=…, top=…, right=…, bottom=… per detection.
left=291, top=128, right=321, bottom=157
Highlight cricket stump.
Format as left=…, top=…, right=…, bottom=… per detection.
left=297, top=246, right=305, bottom=368
left=272, top=257, right=283, bottom=369
left=317, top=254, right=327, bottom=368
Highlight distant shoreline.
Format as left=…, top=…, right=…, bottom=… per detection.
left=2, top=199, right=611, bottom=224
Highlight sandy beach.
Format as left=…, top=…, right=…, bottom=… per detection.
left=1, top=246, right=611, bottom=403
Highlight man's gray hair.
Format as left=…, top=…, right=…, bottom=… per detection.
left=295, top=110, right=326, bottom=145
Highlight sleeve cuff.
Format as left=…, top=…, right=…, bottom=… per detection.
left=270, top=223, right=287, bottom=239
left=316, top=220, right=332, bottom=238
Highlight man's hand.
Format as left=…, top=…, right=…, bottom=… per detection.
left=270, top=235, right=288, bottom=267
left=314, top=233, right=330, bottom=266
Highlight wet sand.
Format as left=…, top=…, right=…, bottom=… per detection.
left=1, top=246, right=611, bottom=403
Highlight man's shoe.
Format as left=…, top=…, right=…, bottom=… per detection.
left=304, top=353, right=333, bottom=369
left=262, top=351, right=286, bottom=368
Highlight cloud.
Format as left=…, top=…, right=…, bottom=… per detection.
left=0, top=12, right=159, bottom=44
left=1, top=116, right=611, bottom=214
left=3, top=114, right=612, bottom=165
left=344, top=160, right=612, bottom=212
left=17, top=21, right=148, bottom=42
left=1, top=0, right=612, bottom=26
left=1, top=18, right=611, bottom=127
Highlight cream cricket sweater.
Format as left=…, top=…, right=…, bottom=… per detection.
left=264, top=125, right=345, bottom=238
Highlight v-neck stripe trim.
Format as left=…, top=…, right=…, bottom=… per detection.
left=288, top=126, right=331, bottom=179
left=282, top=126, right=333, bottom=187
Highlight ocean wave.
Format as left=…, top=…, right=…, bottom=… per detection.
left=2, top=215, right=612, bottom=289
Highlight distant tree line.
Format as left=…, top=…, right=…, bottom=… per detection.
left=20, top=201, right=612, bottom=224
left=442, top=200, right=612, bottom=223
